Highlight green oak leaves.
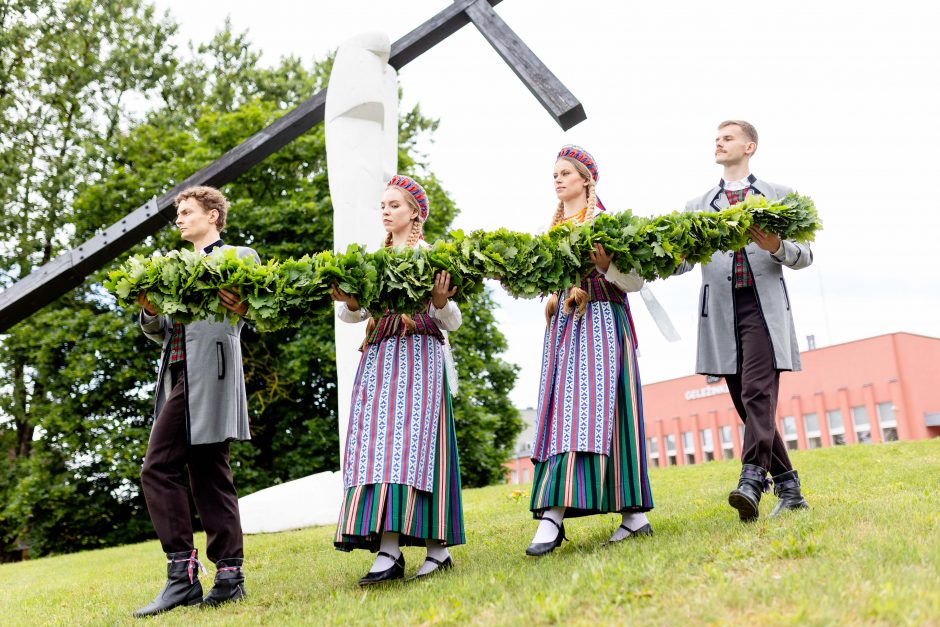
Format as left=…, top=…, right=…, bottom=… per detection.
left=105, top=192, right=820, bottom=331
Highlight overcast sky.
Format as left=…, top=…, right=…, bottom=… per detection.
left=157, top=0, right=940, bottom=408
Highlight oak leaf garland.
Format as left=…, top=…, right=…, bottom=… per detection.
left=104, top=193, right=821, bottom=331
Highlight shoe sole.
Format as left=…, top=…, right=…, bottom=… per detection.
left=358, top=574, right=404, bottom=587
left=407, top=563, right=454, bottom=582
left=133, top=595, right=202, bottom=617
left=728, top=492, right=759, bottom=521
left=770, top=502, right=810, bottom=518
left=201, top=592, right=245, bottom=608
left=607, top=526, right=654, bottom=544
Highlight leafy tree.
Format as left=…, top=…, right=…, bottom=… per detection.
left=0, top=0, right=178, bottom=558
left=0, top=2, right=520, bottom=557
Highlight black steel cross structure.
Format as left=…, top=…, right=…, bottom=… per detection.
left=0, top=0, right=585, bottom=332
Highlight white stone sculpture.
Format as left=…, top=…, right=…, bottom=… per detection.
left=240, top=32, right=398, bottom=533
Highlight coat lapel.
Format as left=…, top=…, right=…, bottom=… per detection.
left=748, top=175, right=770, bottom=198
left=708, top=185, right=727, bottom=212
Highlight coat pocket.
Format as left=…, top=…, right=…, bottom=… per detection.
left=701, top=284, right=709, bottom=317
left=780, top=278, right=791, bottom=311
left=216, top=341, right=226, bottom=379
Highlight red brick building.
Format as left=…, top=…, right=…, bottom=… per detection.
left=506, top=333, right=940, bottom=481
left=643, top=332, right=940, bottom=467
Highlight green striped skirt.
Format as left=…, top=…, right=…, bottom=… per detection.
left=334, top=386, right=465, bottom=551
left=530, top=310, right=654, bottom=518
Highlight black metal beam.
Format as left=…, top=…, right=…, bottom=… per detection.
left=389, top=0, right=503, bottom=68
left=464, top=0, right=585, bottom=131
left=0, top=0, right=584, bottom=332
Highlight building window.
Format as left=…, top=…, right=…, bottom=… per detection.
left=521, top=468, right=530, bottom=483
left=720, top=425, right=734, bottom=460
left=648, top=437, right=659, bottom=465
left=700, top=429, right=714, bottom=462
left=665, top=435, right=677, bottom=466
left=877, top=402, right=898, bottom=441
left=827, top=410, right=845, bottom=446
left=682, top=431, right=695, bottom=464
left=851, top=406, right=872, bottom=443
left=738, top=423, right=746, bottom=445
left=510, top=470, right=518, bottom=484
left=781, top=415, right=799, bottom=451
left=803, top=412, right=822, bottom=449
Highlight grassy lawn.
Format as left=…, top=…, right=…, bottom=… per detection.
left=1, top=439, right=938, bottom=625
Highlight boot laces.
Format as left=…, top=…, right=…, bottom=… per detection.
left=167, top=549, right=208, bottom=584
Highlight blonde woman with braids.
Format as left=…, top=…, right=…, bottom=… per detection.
left=526, top=146, right=654, bottom=556
left=331, top=175, right=465, bottom=585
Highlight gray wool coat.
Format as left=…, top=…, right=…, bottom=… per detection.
left=675, top=177, right=813, bottom=375
left=140, top=244, right=258, bottom=445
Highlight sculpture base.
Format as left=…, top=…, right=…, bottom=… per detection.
left=239, top=471, right=343, bottom=534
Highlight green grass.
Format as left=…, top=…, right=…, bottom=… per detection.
left=2, top=440, right=938, bottom=626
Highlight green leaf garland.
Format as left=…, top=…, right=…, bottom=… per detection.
left=104, top=192, right=821, bottom=331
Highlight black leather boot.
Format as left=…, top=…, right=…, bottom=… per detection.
left=133, top=549, right=205, bottom=618
left=727, top=464, right=769, bottom=521
left=202, top=558, right=246, bottom=607
left=769, top=470, right=810, bottom=517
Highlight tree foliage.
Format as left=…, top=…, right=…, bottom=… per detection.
left=0, top=1, right=520, bottom=558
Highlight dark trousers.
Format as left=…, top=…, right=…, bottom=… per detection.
left=140, top=364, right=243, bottom=563
left=724, top=287, right=793, bottom=476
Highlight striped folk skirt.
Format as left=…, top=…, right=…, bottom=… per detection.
left=530, top=301, right=653, bottom=517
left=334, top=377, right=465, bottom=551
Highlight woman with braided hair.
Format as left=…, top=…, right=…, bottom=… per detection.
left=331, top=175, right=465, bottom=585
left=526, top=145, right=655, bottom=556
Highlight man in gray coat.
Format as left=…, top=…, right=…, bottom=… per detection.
left=133, top=186, right=258, bottom=617
left=676, top=120, right=811, bottom=521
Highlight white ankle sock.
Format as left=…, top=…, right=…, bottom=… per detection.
left=532, top=506, right=565, bottom=544
left=370, top=532, right=401, bottom=573
left=608, top=512, right=649, bottom=542
left=417, top=541, right=450, bottom=576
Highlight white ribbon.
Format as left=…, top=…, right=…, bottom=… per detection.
left=638, top=284, right=680, bottom=342
left=441, top=330, right=459, bottom=397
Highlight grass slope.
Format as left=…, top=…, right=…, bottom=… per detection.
left=1, top=440, right=938, bottom=626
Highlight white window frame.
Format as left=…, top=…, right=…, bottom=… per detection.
left=803, top=412, right=822, bottom=449
left=827, top=410, right=846, bottom=445
left=876, top=402, right=898, bottom=441
left=851, top=406, right=872, bottom=443
left=648, top=437, right=659, bottom=461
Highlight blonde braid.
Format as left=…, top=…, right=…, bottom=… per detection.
left=399, top=313, right=417, bottom=335
left=544, top=293, right=559, bottom=323
left=563, top=286, right=589, bottom=318
left=406, top=218, right=423, bottom=248
left=585, top=180, right=597, bottom=218
left=383, top=217, right=423, bottom=249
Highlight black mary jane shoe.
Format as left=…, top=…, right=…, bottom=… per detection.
left=525, top=518, right=566, bottom=557
left=409, top=555, right=454, bottom=581
left=358, top=551, right=405, bottom=587
left=608, top=522, right=653, bottom=544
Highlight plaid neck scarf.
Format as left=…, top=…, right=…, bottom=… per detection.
left=725, top=188, right=754, bottom=289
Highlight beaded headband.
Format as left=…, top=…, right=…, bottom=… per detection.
left=557, top=144, right=599, bottom=182
left=387, top=174, right=429, bottom=222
